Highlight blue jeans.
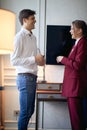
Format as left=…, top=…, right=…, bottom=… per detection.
left=16, top=74, right=37, bottom=130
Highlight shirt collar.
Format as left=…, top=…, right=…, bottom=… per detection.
left=21, top=27, right=32, bottom=36
left=75, top=37, right=82, bottom=45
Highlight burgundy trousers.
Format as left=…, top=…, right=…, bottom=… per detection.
left=67, top=97, right=86, bottom=130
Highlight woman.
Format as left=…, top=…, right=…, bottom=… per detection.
left=56, top=20, right=87, bottom=130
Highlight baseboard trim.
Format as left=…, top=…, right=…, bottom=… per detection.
left=4, top=120, right=35, bottom=130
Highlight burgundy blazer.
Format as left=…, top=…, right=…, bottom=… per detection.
left=61, top=37, right=87, bottom=97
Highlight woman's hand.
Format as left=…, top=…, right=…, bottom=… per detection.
left=56, top=56, right=63, bottom=63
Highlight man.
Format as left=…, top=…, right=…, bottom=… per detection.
left=10, top=9, right=45, bottom=130
left=56, top=20, right=87, bottom=130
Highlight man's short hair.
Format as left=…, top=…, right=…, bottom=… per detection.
left=19, top=9, right=36, bottom=25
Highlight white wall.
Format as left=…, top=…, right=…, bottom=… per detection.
left=46, top=0, right=87, bottom=24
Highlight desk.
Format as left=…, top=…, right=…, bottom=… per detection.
left=35, top=82, right=66, bottom=130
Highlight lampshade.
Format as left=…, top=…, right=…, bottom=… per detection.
left=0, top=9, right=16, bottom=54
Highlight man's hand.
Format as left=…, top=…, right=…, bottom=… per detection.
left=56, top=56, right=63, bottom=63
left=35, top=54, right=45, bottom=66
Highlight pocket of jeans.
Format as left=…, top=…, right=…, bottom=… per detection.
left=16, top=75, right=36, bottom=91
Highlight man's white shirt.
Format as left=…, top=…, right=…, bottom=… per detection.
left=10, top=27, right=38, bottom=75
